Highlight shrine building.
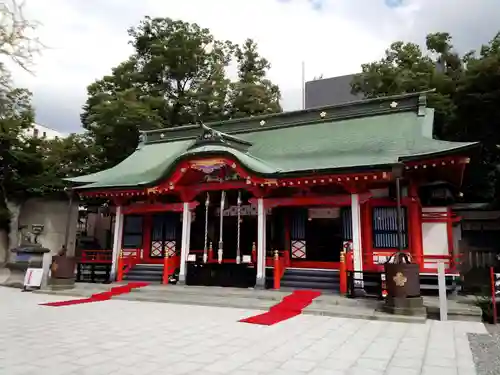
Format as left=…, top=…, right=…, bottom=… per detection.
left=70, top=92, right=476, bottom=291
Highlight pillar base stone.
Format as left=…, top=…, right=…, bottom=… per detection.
left=255, top=277, right=266, bottom=290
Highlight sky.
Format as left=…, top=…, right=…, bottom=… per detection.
left=10, top=0, right=500, bottom=134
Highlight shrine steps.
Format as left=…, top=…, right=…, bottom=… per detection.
left=275, top=268, right=340, bottom=292
left=123, top=264, right=163, bottom=283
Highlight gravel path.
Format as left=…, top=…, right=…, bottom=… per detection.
left=469, top=324, right=500, bottom=375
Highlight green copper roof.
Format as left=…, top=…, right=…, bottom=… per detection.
left=69, top=92, right=477, bottom=190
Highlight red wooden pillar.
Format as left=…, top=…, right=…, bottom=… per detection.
left=273, top=250, right=280, bottom=290
left=408, top=184, right=423, bottom=270
left=116, top=249, right=124, bottom=282
left=339, top=251, right=347, bottom=295
left=142, top=214, right=152, bottom=263
left=162, top=253, right=170, bottom=285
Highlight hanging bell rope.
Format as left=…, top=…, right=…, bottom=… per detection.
left=236, top=190, right=242, bottom=264
left=218, top=190, right=225, bottom=264
left=203, top=192, right=210, bottom=263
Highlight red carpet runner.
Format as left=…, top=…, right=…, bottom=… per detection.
left=40, top=282, right=149, bottom=307
left=239, top=290, right=322, bottom=326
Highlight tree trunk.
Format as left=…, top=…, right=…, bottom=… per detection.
left=0, top=188, right=9, bottom=265
left=0, top=229, right=7, bottom=265
left=7, top=200, right=21, bottom=255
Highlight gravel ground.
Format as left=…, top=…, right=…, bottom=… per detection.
left=469, top=324, right=500, bottom=375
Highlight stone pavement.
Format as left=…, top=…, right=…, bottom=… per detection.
left=0, top=286, right=487, bottom=375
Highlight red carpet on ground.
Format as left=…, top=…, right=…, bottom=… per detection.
left=40, top=282, right=149, bottom=307
left=239, top=290, right=322, bottom=326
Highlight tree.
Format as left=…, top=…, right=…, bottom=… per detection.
left=351, top=32, right=461, bottom=139
left=0, top=0, right=43, bottom=75
left=0, top=0, right=44, bottom=260
left=351, top=31, right=500, bottom=202
left=82, top=17, right=281, bottom=169
left=451, top=33, right=500, bottom=201
left=0, top=86, right=38, bottom=261
left=228, top=39, right=281, bottom=118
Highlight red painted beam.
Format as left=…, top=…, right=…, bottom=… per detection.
left=249, top=193, right=371, bottom=208
left=122, top=201, right=199, bottom=215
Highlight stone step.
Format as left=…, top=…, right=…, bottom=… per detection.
left=34, top=283, right=482, bottom=322
left=280, top=279, right=339, bottom=291
left=123, top=274, right=162, bottom=282
left=281, top=273, right=339, bottom=283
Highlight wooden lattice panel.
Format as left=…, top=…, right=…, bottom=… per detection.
left=150, top=241, right=163, bottom=258
left=291, top=240, right=306, bottom=259
left=165, top=241, right=176, bottom=257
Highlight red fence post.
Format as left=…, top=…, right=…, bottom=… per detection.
left=273, top=250, right=280, bottom=290
left=116, top=250, right=124, bottom=282
left=163, top=253, right=170, bottom=285
left=491, top=266, right=497, bottom=324
left=339, top=251, right=347, bottom=295
left=208, top=242, right=213, bottom=263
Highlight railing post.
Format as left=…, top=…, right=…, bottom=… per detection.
left=116, top=249, right=124, bottom=282
left=208, top=242, right=213, bottom=263
left=339, top=251, right=347, bottom=295
left=273, top=250, right=280, bottom=290
left=162, top=252, right=170, bottom=285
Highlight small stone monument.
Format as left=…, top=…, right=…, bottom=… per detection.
left=4, top=224, right=51, bottom=288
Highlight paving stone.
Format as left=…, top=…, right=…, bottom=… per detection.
left=422, top=365, right=459, bottom=375
left=0, top=286, right=487, bottom=375
left=386, top=366, right=421, bottom=375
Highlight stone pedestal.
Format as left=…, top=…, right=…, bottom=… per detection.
left=49, top=277, right=75, bottom=291
left=2, top=245, right=51, bottom=288
left=382, top=296, right=426, bottom=317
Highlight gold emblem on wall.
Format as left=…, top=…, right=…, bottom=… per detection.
left=393, top=272, right=407, bottom=287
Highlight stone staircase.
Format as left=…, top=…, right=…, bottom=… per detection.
left=267, top=268, right=340, bottom=292
left=123, top=264, right=163, bottom=283
left=34, top=283, right=483, bottom=322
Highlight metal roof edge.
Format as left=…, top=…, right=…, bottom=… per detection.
left=141, top=91, right=432, bottom=144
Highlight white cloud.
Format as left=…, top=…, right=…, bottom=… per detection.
left=13, top=0, right=389, bottom=132
left=10, top=0, right=500, bottom=132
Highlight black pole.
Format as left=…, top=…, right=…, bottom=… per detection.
left=395, top=177, right=404, bottom=251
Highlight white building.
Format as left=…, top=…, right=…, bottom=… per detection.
left=24, top=123, right=65, bottom=140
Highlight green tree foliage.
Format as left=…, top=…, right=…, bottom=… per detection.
left=351, top=31, right=500, bottom=202
left=0, top=1, right=45, bottom=254
left=452, top=32, right=500, bottom=200
left=351, top=32, right=460, bottom=139
left=0, top=88, right=36, bottom=228
left=82, top=17, right=281, bottom=169
left=229, top=39, right=281, bottom=118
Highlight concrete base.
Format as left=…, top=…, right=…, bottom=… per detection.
left=177, top=274, right=186, bottom=285
left=382, top=296, right=426, bottom=317
left=255, top=277, right=265, bottom=289
left=49, top=278, right=75, bottom=291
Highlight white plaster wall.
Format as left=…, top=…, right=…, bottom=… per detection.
left=23, top=123, right=65, bottom=140
left=422, top=207, right=449, bottom=270
left=17, top=198, right=79, bottom=255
